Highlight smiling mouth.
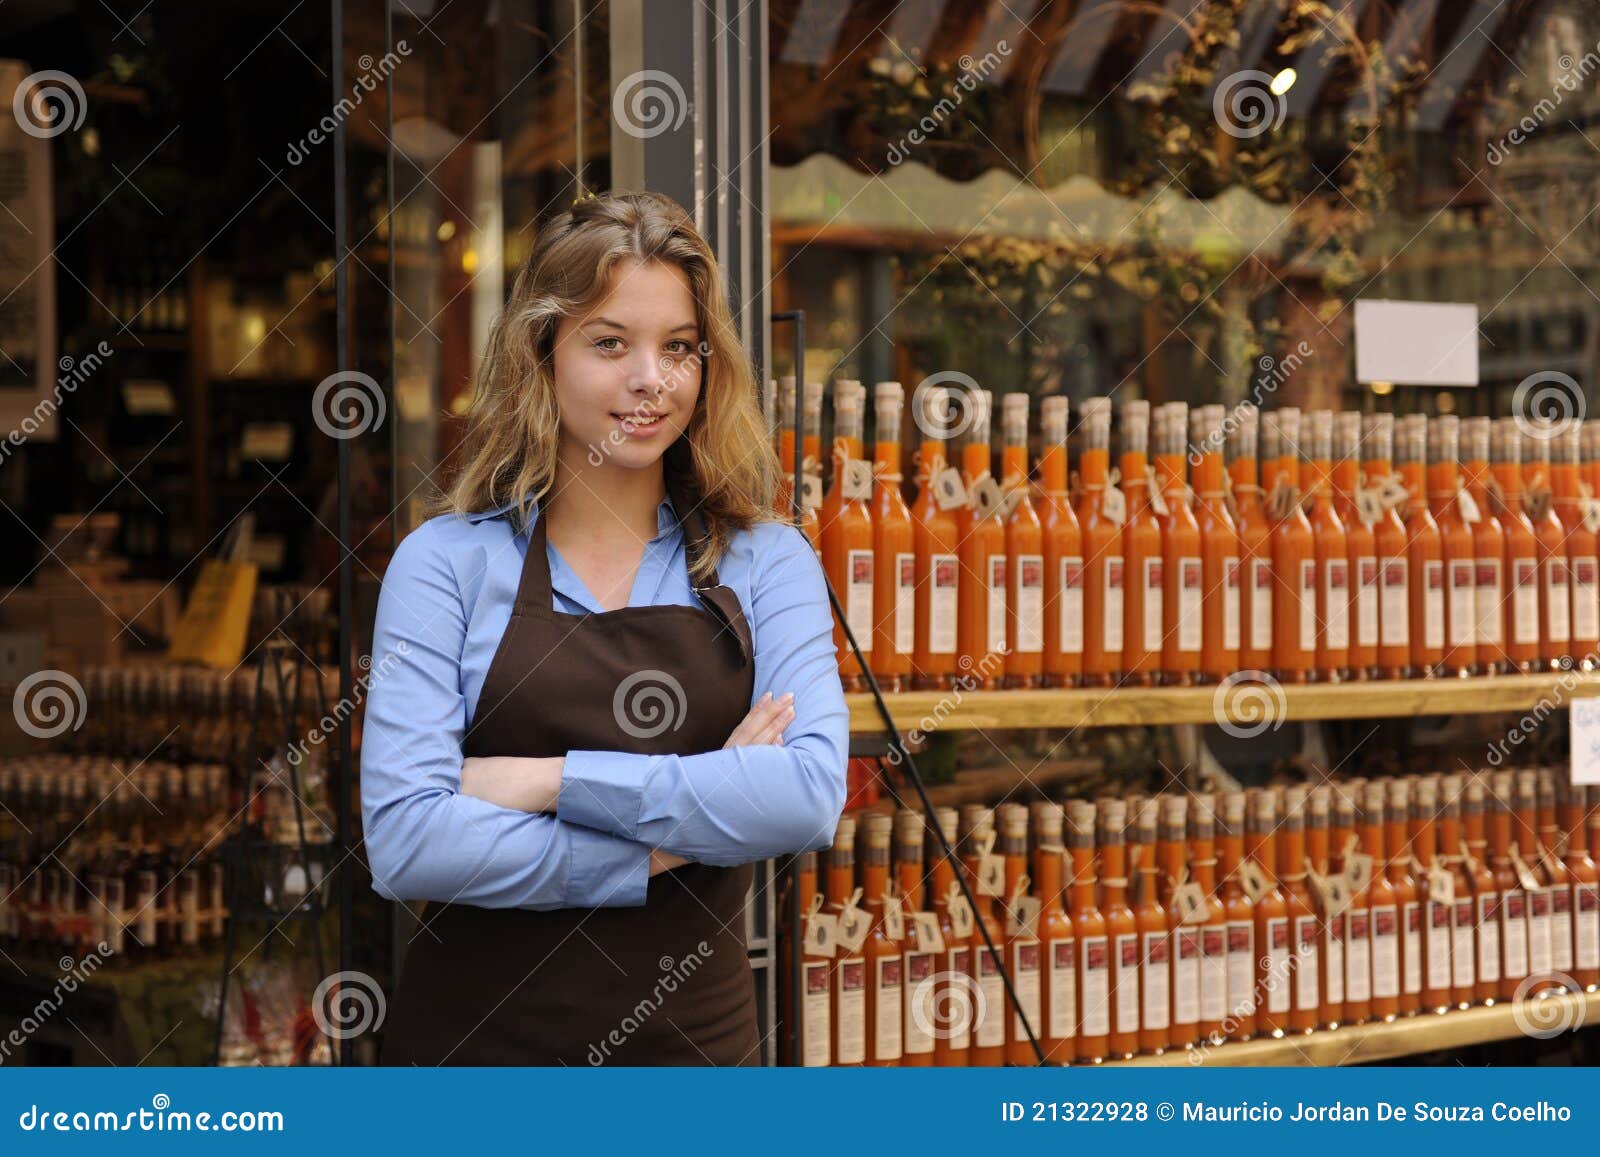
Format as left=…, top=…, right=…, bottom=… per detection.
left=613, top=410, right=667, bottom=427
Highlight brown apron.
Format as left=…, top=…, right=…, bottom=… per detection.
left=380, top=469, right=760, bottom=1065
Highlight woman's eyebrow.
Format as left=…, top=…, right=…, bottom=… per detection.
left=584, top=316, right=699, bottom=334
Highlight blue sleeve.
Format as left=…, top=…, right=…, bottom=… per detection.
left=557, top=522, right=850, bottom=866
left=359, top=521, right=652, bottom=909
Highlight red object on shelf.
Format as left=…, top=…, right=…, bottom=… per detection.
left=845, top=758, right=881, bottom=810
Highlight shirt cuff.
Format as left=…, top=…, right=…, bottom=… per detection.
left=562, top=823, right=650, bottom=908
left=557, top=749, right=647, bottom=839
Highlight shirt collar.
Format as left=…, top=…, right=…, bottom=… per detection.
left=466, top=492, right=682, bottom=541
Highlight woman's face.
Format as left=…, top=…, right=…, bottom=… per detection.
left=550, top=257, right=703, bottom=475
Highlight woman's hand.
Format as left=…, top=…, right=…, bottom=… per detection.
left=459, top=755, right=563, bottom=812
left=722, top=691, right=795, bottom=749
left=649, top=850, right=688, bottom=876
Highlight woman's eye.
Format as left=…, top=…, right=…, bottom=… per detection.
left=665, top=340, right=696, bottom=356
left=594, top=337, right=623, bottom=352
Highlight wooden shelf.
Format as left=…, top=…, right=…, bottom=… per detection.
left=1110, top=989, right=1600, bottom=1067
left=846, top=673, right=1600, bottom=734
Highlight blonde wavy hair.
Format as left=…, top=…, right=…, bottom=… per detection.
left=432, top=190, right=780, bottom=581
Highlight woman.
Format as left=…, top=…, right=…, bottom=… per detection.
left=360, top=191, right=849, bottom=1065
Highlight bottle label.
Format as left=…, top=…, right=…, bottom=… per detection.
left=1114, top=933, right=1141, bottom=1033
left=1574, top=556, right=1600, bottom=640
left=1371, top=905, right=1399, bottom=998
left=1345, top=909, right=1371, bottom=1003
left=976, top=947, right=1005, bottom=1047
left=1250, top=559, right=1273, bottom=651
left=1080, top=936, right=1110, bottom=1037
left=902, top=951, right=935, bottom=1055
left=944, top=948, right=973, bottom=1049
left=1103, top=558, right=1124, bottom=652
left=104, top=876, right=126, bottom=955
left=1402, top=902, right=1423, bottom=995
left=1528, top=888, right=1554, bottom=975
left=1265, top=917, right=1291, bottom=1014
left=1017, top=554, right=1044, bottom=654
left=1323, top=558, right=1350, bottom=650
left=1226, top=921, right=1255, bottom=1019
left=1513, top=559, right=1540, bottom=645
left=1546, top=560, right=1571, bottom=643
left=1448, top=560, right=1476, bottom=647
left=1143, top=558, right=1164, bottom=652
left=874, top=955, right=903, bottom=1061
left=1048, top=937, right=1077, bottom=1040
left=1475, top=558, right=1503, bottom=646
left=1224, top=558, right=1242, bottom=651
left=1424, top=560, right=1446, bottom=650
left=1299, top=559, right=1317, bottom=652
left=1451, top=897, right=1476, bottom=990
left=835, top=956, right=866, bottom=1064
left=1356, top=556, right=1379, bottom=648
left=1381, top=558, right=1410, bottom=647
left=1172, top=927, right=1200, bottom=1026
left=846, top=548, right=875, bottom=652
left=1175, top=558, right=1202, bottom=653
left=929, top=554, right=958, bottom=654
left=803, top=961, right=832, bottom=1066
left=1502, top=890, right=1529, bottom=979
left=1575, top=883, right=1600, bottom=970
left=135, top=870, right=158, bottom=947
left=1551, top=886, right=1574, bottom=972
left=1140, top=931, right=1171, bottom=1030
left=986, top=555, right=1009, bottom=655
left=1425, top=899, right=1453, bottom=991
left=1323, top=912, right=1345, bottom=1007
left=208, top=862, right=226, bottom=938
left=894, top=552, right=916, bottom=655
left=1477, top=894, right=1501, bottom=984
left=179, top=872, right=201, bottom=945
left=1200, top=925, right=1227, bottom=1022
left=1294, top=915, right=1320, bottom=1011
left=1059, top=557, right=1084, bottom=655
left=1011, top=940, right=1042, bottom=1042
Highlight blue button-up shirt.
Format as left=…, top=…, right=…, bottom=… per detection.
left=358, top=491, right=849, bottom=912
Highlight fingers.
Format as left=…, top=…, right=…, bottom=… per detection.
left=723, top=691, right=795, bottom=748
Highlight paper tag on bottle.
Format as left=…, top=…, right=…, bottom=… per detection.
left=1355, top=488, right=1383, bottom=527
left=932, top=467, right=968, bottom=511
left=1427, top=866, right=1455, bottom=905
left=1526, top=488, right=1552, bottom=523
left=912, top=911, right=945, bottom=954
left=1584, top=498, right=1600, bottom=534
left=1147, top=466, right=1170, bottom=516
left=978, top=854, right=1006, bottom=897
left=1376, top=473, right=1409, bottom=511
left=841, top=458, right=874, bottom=501
left=1511, top=851, right=1543, bottom=893
left=800, top=471, right=823, bottom=511
left=803, top=912, right=838, bottom=958
left=1173, top=882, right=1207, bottom=925
left=1343, top=853, right=1374, bottom=896
left=1102, top=485, right=1127, bottom=525
left=948, top=894, right=975, bottom=939
left=1005, top=895, right=1042, bottom=939
left=1239, top=860, right=1272, bottom=903
left=1457, top=487, right=1482, bottom=524
left=1265, top=478, right=1295, bottom=520
left=1317, top=873, right=1351, bottom=917
left=883, top=895, right=905, bottom=941
left=836, top=904, right=870, bottom=954
left=970, top=475, right=1003, bottom=522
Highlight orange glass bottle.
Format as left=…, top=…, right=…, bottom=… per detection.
left=927, top=807, right=973, bottom=1067
left=785, top=851, right=832, bottom=1065
left=1362, top=415, right=1410, bottom=678
left=1076, top=398, right=1124, bottom=687
left=910, top=386, right=962, bottom=691
left=1039, top=398, right=1083, bottom=688
left=1427, top=417, right=1478, bottom=678
left=959, top=806, right=1006, bottom=1065
left=1264, top=410, right=1315, bottom=683
left=1228, top=405, right=1274, bottom=675
left=1216, top=792, right=1257, bottom=1041
left=1333, top=413, right=1378, bottom=679
left=1191, top=405, right=1240, bottom=682
left=1411, top=776, right=1453, bottom=1014
left=1130, top=800, right=1171, bottom=1055
left=1159, top=795, right=1201, bottom=1051
left=1188, top=793, right=1231, bottom=1046
left=1305, top=412, right=1350, bottom=682
left=1032, top=803, right=1078, bottom=1063
left=1099, top=799, right=1140, bottom=1060
left=1552, top=425, right=1600, bottom=669
left=870, top=382, right=914, bottom=691
left=957, top=392, right=1006, bottom=689
left=1571, top=784, right=1600, bottom=991
left=1120, top=401, right=1163, bottom=686
left=1277, top=787, right=1321, bottom=1033
left=1537, top=771, right=1575, bottom=983
left=1492, top=419, right=1542, bottom=672
left=1066, top=801, right=1110, bottom=1063
left=1332, top=785, right=1371, bottom=1026
left=800, top=380, right=824, bottom=558
left=1489, top=771, right=1531, bottom=1002
left=1306, top=786, right=1344, bottom=1028
left=774, top=376, right=799, bottom=518
left=1461, top=418, right=1507, bottom=673
left=858, top=814, right=905, bottom=1066
left=997, top=803, right=1042, bottom=1065
left=1361, top=782, right=1402, bottom=1022
left=1514, top=771, right=1555, bottom=991
left=1461, top=776, right=1502, bottom=1006
left=825, top=816, right=867, bottom=1066
left=1524, top=429, right=1571, bottom=672
left=1247, top=789, right=1291, bottom=1037
left=1436, top=776, right=1476, bottom=1010
left=821, top=380, right=874, bottom=690
left=1001, top=395, right=1044, bottom=688
left=1156, top=404, right=1203, bottom=685
left=892, top=811, right=935, bottom=1065
left=1399, top=415, right=1445, bottom=677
